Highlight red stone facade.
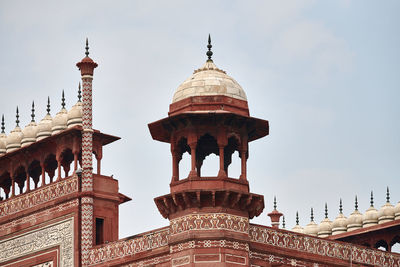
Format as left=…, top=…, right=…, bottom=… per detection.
left=0, top=43, right=399, bottom=267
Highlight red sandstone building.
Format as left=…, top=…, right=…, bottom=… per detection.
left=0, top=38, right=399, bottom=266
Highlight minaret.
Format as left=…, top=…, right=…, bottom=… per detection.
left=149, top=35, right=268, bottom=266
left=76, top=38, right=98, bottom=264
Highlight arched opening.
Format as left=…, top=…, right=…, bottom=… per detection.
left=196, top=134, right=219, bottom=177
left=28, top=160, right=42, bottom=189
left=44, top=154, right=57, bottom=184
left=14, top=166, right=27, bottom=195
left=0, top=171, right=11, bottom=199
left=224, top=136, right=241, bottom=178
left=60, top=148, right=74, bottom=178
left=177, top=137, right=190, bottom=180
left=390, top=236, right=400, bottom=253
left=375, top=240, right=389, bottom=251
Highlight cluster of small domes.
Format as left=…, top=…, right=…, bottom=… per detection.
left=0, top=84, right=83, bottom=156
left=290, top=188, right=400, bottom=237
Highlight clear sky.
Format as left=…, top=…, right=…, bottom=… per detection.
left=0, top=0, right=399, bottom=238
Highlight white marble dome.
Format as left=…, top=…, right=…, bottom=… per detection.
left=332, top=213, right=348, bottom=235
left=378, top=202, right=395, bottom=224
left=6, top=125, right=23, bottom=153
left=0, top=132, right=7, bottom=155
left=362, top=205, right=378, bottom=228
left=304, top=221, right=318, bottom=236
left=36, top=114, right=53, bottom=141
left=291, top=224, right=304, bottom=234
left=394, top=201, right=400, bottom=220
left=21, top=121, right=38, bottom=147
left=172, top=61, right=247, bottom=103
left=52, top=108, right=68, bottom=134
left=67, top=102, right=82, bottom=128
left=347, top=209, right=363, bottom=231
left=318, top=218, right=333, bottom=238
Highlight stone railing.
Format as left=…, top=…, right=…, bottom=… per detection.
left=249, top=224, right=400, bottom=267
left=0, top=175, right=78, bottom=218
left=87, top=227, right=170, bottom=266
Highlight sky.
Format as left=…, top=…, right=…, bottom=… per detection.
left=0, top=0, right=399, bottom=238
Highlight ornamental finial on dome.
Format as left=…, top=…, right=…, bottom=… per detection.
left=282, top=216, right=286, bottom=229
left=273, top=196, right=277, bottom=210
left=85, top=38, right=89, bottom=57
left=386, top=186, right=390, bottom=203
left=16, top=106, right=20, bottom=127
left=78, top=82, right=82, bottom=102
left=339, top=198, right=343, bottom=214
left=296, top=211, right=299, bottom=225
left=355, top=195, right=358, bottom=211
left=325, top=203, right=328, bottom=219
left=1, top=114, right=5, bottom=133
left=370, top=190, right=374, bottom=207
left=31, top=101, right=35, bottom=122
left=206, top=34, right=213, bottom=62
left=46, top=97, right=51, bottom=115
left=310, top=207, right=314, bottom=222
left=62, top=90, right=66, bottom=109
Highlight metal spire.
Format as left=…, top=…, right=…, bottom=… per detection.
left=370, top=191, right=374, bottom=207
left=78, top=82, right=82, bottom=102
left=206, top=34, right=213, bottom=62
left=46, top=97, right=51, bottom=115
left=16, top=106, right=20, bottom=127
left=296, top=211, right=299, bottom=225
left=273, top=196, right=277, bottom=210
left=310, top=207, right=314, bottom=222
left=85, top=38, right=89, bottom=57
left=386, top=186, right=390, bottom=203
left=1, top=114, right=5, bottom=133
left=31, top=101, right=35, bottom=122
left=339, top=198, right=343, bottom=214
left=355, top=195, right=358, bottom=211
left=324, top=203, right=328, bottom=219
left=61, top=90, right=66, bottom=109
left=282, top=216, right=286, bottom=229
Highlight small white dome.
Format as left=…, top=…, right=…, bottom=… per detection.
left=332, top=213, right=348, bottom=235
left=304, top=221, right=318, bottom=236
left=362, top=206, right=378, bottom=228
left=172, top=61, right=247, bottom=103
left=52, top=108, right=68, bottom=135
left=6, top=126, right=23, bottom=153
left=394, top=201, right=400, bottom=220
left=291, top=224, right=304, bottom=234
left=318, top=218, right=332, bottom=238
left=36, top=114, right=53, bottom=141
left=0, top=132, right=7, bottom=155
left=378, top=202, right=395, bottom=224
left=347, top=209, right=363, bottom=231
left=21, top=121, right=38, bottom=147
left=67, top=102, right=82, bottom=128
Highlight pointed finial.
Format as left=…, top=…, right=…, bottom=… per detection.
left=324, top=203, right=328, bottom=219
left=46, top=97, right=51, bottom=115
left=273, top=196, right=277, bottom=210
left=85, top=38, right=89, bottom=57
left=31, top=101, right=35, bottom=122
left=295, top=211, right=299, bottom=225
left=339, top=198, right=343, bottom=214
left=61, top=90, right=66, bottom=109
left=310, top=207, right=314, bottom=222
left=386, top=187, right=390, bottom=203
left=355, top=195, right=358, bottom=211
left=1, top=114, right=5, bottom=133
left=370, top=191, right=374, bottom=207
left=282, top=216, right=286, bottom=229
left=206, top=34, right=213, bottom=62
left=16, top=106, right=20, bottom=127
left=78, top=82, right=82, bottom=102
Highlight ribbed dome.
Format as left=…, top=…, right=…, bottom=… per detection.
left=36, top=114, right=53, bottom=141
left=0, top=132, right=7, bottom=155
left=172, top=61, right=247, bottom=103
left=378, top=202, right=395, bottom=224
left=362, top=192, right=378, bottom=228
left=304, top=221, right=318, bottom=236
left=52, top=108, right=68, bottom=135
left=318, top=218, right=332, bottom=238
left=291, top=224, right=304, bottom=234
left=347, top=210, right=363, bottom=231
left=67, top=102, right=82, bottom=128
left=332, top=213, right=347, bottom=235
left=394, top=201, right=400, bottom=220
left=6, top=125, right=23, bottom=153
left=21, top=121, right=38, bottom=147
